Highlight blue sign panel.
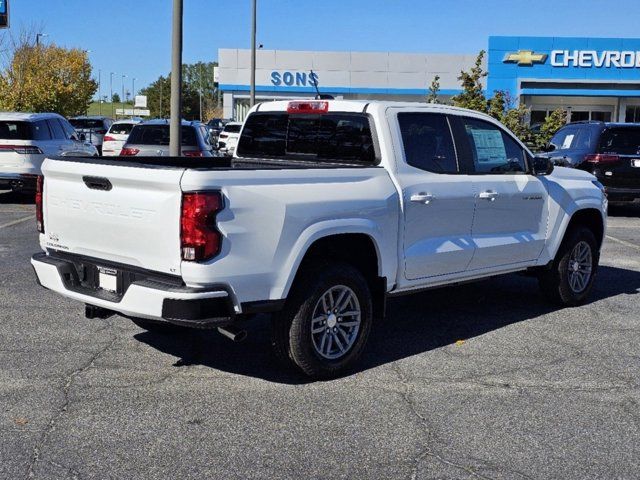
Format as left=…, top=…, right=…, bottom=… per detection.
left=0, top=1, right=6, bottom=14
left=0, top=0, right=8, bottom=28
left=488, top=36, right=640, bottom=98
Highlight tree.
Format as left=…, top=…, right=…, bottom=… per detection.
left=140, top=62, right=219, bottom=120
left=0, top=42, right=96, bottom=116
left=452, top=50, right=487, bottom=112
left=111, top=92, right=120, bottom=103
left=535, top=109, right=567, bottom=149
left=426, top=75, right=440, bottom=104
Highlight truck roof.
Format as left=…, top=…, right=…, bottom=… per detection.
left=253, top=99, right=499, bottom=122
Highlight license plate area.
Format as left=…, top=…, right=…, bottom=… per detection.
left=97, top=266, right=118, bottom=293
left=631, top=159, right=640, bottom=168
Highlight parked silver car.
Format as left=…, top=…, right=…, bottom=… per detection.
left=120, top=119, right=215, bottom=157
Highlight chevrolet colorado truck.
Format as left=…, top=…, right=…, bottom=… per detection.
left=31, top=100, right=607, bottom=378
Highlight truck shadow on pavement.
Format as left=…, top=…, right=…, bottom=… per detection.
left=134, top=264, right=640, bottom=384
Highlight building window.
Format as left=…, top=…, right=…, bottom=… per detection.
left=626, top=106, right=640, bottom=123
left=591, top=111, right=612, bottom=122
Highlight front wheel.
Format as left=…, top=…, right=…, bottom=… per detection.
left=271, top=261, right=373, bottom=378
left=538, top=226, right=599, bottom=306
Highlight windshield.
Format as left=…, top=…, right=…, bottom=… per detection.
left=236, top=112, right=376, bottom=163
left=108, top=123, right=136, bottom=135
left=126, top=125, right=197, bottom=146
left=598, top=128, right=640, bottom=155
left=69, top=119, right=105, bottom=130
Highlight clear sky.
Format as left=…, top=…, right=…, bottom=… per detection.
left=9, top=0, right=640, bottom=95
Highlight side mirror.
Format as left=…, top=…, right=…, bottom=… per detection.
left=533, top=156, right=554, bottom=176
left=542, top=143, right=556, bottom=153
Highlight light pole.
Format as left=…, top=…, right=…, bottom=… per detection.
left=169, top=0, right=183, bottom=156
left=249, top=0, right=257, bottom=107
left=121, top=74, right=127, bottom=118
left=35, top=33, right=48, bottom=46
left=132, top=77, right=136, bottom=104
left=98, top=69, right=102, bottom=115
left=110, top=72, right=116, bottom=117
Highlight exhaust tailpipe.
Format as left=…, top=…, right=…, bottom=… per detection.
left=217, top=325, right=247, bottom=342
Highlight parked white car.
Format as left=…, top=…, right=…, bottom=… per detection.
left=102, top=119, right=142, bottom=156
left=32, top=100, right=606, bottom=377
left=217, top=121, right=242, bottom=156
left=0, top=112, right=97, bottom=192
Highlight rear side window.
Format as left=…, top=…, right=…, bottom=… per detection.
left=223, top=124, right=241, bottom=133
left=550, top=126, right=580, bottom=150
left=47, top=119, right=66, bottom=140
left=462, top=118, right=526, bottom=174
left=69, top=119, right=105, bottom=130
left=32, top=120, right=52, bottom=140
left=0, top=121, right=32, bottom=140
left=237, top=112, right=376, bottom=163
left=398, top=112, right=458, bottom=173
left=598, top=128, right=640, bottom=155
left=126, top=125, right=197, bottom=146
left=109, top=123, right=136, bottom=135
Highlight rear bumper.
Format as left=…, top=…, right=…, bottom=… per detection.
left=0, top=173, right=38, bottom=190
left=31, top=252, right=237, bottom=328
left=604, top=186, right=640, bottom=202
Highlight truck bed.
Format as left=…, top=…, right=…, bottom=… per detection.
left=49, top=155, right=379, bottom=171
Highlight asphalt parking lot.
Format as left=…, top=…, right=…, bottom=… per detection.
left=1, top=189, right=639, bottom=480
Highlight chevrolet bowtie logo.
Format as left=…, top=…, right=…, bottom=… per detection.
left=503, top=50, right=548, bottom=66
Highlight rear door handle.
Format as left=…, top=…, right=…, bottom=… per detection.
left=479, top=190, right=499, bottom=201
left=410, top=193, right=435, bottom=204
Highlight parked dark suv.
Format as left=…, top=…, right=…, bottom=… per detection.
left=539, top=121, right=640, bottom=202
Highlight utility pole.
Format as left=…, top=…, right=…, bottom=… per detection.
left=249, top=0, right=257, bottom=107
left=132, top=77, right=136, bottom=104
left=98, top=69, right=102, bottom=115
left=35, top=33, right=47, bottom=46
left=121, top=74, right=127, bottom=119
left=110, top=72, right=115, bottom=117
left=169, top=0, right=183, bottom=156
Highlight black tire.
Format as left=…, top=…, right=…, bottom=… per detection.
left=130, top=317, right=188, bottom=333
left=271, top=261, right=373, bottom=379
left=538, top=226, right=599, bottom=306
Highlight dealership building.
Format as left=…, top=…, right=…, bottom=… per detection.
left=217, top=35, right=640, bottom=124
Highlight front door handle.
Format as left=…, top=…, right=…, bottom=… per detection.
left=410, top=193, right=435, bottom=204
left=479, top=190, right=499, bottom=202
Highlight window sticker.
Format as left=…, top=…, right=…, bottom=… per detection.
left=562, top=134, right=574, bottom=149
left=470, top=128, right=506, bottom=163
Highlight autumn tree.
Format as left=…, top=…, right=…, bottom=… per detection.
left=0, top=41, right=96, bottom=116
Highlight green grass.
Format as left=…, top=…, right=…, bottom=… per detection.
left=86, top=101, right=134, bottom=118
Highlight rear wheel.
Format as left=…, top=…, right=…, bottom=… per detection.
left=271, top=261, right=373, bottom=378
left=538, top=226, right=599, bottom=306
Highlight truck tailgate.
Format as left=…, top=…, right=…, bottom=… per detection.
left=42, top=158, right=185, bottom=275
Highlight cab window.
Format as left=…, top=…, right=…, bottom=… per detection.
left=398, top=112, right=458, bottom=173
left=462, top=118, right=526, bottom=174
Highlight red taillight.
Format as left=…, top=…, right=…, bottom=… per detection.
left=0, top=145, right=43, bottom=154
left=585, top=154, right=620, bottom=164
left=184, top=150, right=204, bottom=157
left=287, top=100, right=329, bottom=114
left=103, top=135, right=116, bottom=142
left=180, top=191, right=223, bottom=261
left=36, top=175, right=44, bottom=233
left=219, top=134, right=228, bottom=139
left=120, top=147, right=139, bottom=156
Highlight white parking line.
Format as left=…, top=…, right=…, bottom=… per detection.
left=606, top=235, right=640, bottom=251
left=0, top=215, right=34, bottom=230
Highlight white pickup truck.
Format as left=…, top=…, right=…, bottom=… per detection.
left=32, top=100, right=607, bottom=378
